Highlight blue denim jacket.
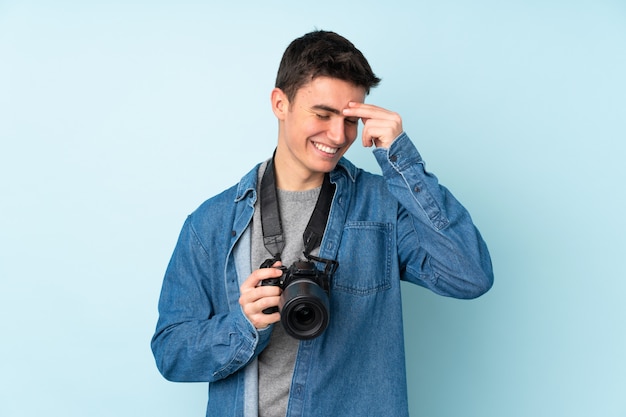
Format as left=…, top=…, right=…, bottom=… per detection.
left=151, top=133, right=493, bottom=417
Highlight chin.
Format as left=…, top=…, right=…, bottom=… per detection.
left=312, top=160, right=339, bottom=174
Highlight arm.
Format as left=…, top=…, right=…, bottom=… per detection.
left=375, top=134, right=493, bottom=298
left=344, top=103, right=493, bottom=298
left=150, top=217, right=276, bottom=382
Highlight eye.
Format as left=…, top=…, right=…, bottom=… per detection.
left=345, top=118, right=359, bottom=126
left=316, top=113, right=330, bottom=120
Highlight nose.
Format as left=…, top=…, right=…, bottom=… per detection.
left=327, top=117, right=346, bottom=144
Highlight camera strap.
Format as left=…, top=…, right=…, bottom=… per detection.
left=260, top=153, right=335, bottom=263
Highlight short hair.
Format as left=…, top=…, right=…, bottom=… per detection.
left=275, top=30, right=381, bottom=102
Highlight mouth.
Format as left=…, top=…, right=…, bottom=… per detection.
left=313, top=141, right=339, bottom=155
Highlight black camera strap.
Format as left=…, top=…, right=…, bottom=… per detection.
left=260, top=154, right=335, bottom=264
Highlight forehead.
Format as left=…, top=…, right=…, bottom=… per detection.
left=292, top=76, right=366, bottom=106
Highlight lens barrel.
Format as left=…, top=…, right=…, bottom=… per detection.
left=279, top=279, right=330, bottom=340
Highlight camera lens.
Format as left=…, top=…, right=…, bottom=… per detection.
left=279, top=280, right=330, bottom=340
left=293, top=305, right=315, bottom=326
left=289, top=303, right=323, bottom=334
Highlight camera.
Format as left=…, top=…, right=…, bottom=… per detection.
left=260, top=259, right=331, bottom=340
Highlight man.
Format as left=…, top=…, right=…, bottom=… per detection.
left=151, top=30, right=493, bottom=417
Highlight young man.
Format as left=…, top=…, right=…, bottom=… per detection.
left=151, top=30, right=493, bottom=417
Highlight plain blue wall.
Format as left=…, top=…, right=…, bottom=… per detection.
left=1, top=1, right=625, bottom=416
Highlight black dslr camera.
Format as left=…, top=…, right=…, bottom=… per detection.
left=259, top=258, right=335, bottom=340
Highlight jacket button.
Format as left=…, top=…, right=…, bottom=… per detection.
left=231, top=230, right=237, bottom=237
left=390, top=154, right=398, bottom=162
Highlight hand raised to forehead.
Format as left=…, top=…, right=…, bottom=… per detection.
left=343, top=102, right=403, bottom=149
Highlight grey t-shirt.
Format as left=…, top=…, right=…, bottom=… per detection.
left=251, top=163, right=321, bottom=417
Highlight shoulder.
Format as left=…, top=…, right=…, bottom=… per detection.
left=335, top=157, right=387, bottom=191
left=335, top=158, right=393, bottom=211
left=188, top=163, right=261, bottom=227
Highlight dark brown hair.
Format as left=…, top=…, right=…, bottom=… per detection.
left=275, top=30, right=381, bottom=102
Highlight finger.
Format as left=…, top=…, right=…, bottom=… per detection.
left=361, top=121, right=391, bottom=147
left=240, top=264, right=283, bottom=290
left=243, top=292, right=281, bottom=314
left=241, top=284, right=282, bottom=301
left=365, top=121, right=404, bottom=149
left=249, top=310, right=281, bottom=329
left=343, top=102, right=396, bottom=120
left=241, top=292, right=282, bottom=328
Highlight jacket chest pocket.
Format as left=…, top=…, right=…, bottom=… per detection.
left=331, top=222, right=393, bottom=295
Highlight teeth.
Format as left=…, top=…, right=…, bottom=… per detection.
left=314, top=142, right=338, bottom=154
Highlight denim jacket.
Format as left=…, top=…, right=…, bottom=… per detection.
left=151, top=133, right=493, bottom=417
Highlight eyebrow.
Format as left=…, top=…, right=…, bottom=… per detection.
left=311, top=104, right=341, bottom=115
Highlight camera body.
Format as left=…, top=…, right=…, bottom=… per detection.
left=260, top=260, right=330, bottom=340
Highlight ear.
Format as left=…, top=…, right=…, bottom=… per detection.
left=271, top=88, right=289, bottom=120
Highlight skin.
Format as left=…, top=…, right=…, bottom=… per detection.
left=239, top=76, right=404, bottom=329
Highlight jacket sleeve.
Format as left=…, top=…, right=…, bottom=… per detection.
left=150, top=216, right=272, bottom=382
left=373, top=133, right=494, bottom=299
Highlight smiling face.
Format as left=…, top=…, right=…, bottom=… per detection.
left=271, top=76, right=366, bottom=191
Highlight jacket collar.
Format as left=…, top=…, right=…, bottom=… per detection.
left=234, top=162, right=261, bottom=202
left=234, top=157, right=357, bottom=202
left=333, top=157, right=357, bottom=183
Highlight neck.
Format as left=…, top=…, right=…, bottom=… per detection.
left=272, top=155, right=325, bottom=192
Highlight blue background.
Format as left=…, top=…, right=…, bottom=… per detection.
left=1, top=1, right=625, bottom=416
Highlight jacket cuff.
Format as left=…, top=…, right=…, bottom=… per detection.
left=237, top=306, right=273, bottom=355
left=373, top=132, right=424, bottom=175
